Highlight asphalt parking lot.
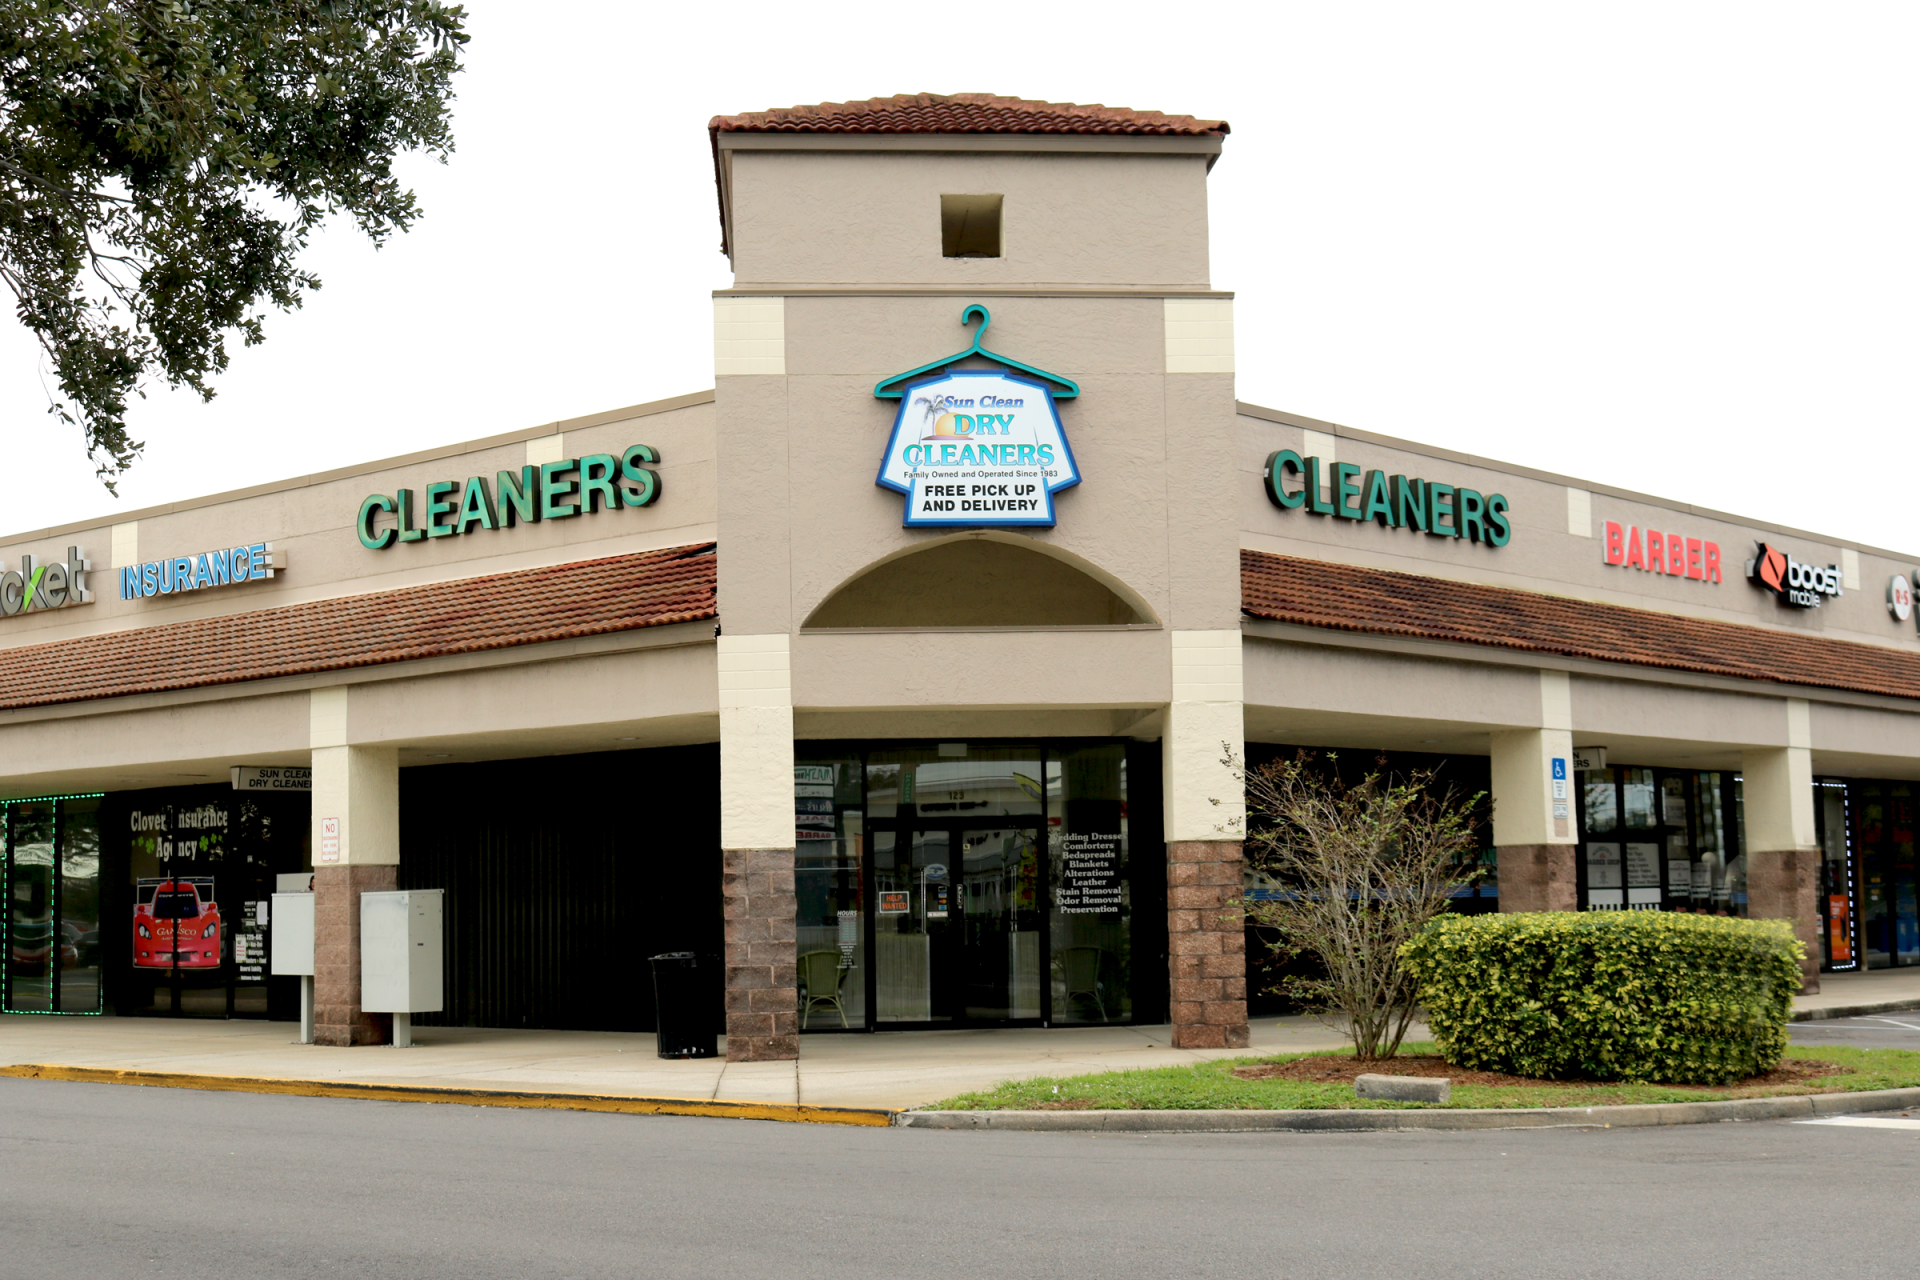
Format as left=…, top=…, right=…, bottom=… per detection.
left=1791, top=1011, right=1920, bottom=1049
left=4, top=1074, right=1920, bottom=1280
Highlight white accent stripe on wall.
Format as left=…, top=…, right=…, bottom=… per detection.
left=714, top=297, right=786, bottom=377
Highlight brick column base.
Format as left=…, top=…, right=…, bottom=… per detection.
left=313, top=864, right=397, bottom=1046
left=723, top=848, right=797, bottom=1061
left=1496, top=845, right=1577, bottom=913
left=1167, top=839, right=1249, bottom=1050
left=1747, top=848, right=1822, bottom=994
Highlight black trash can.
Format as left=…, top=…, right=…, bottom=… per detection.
left=650, top=951, right=718, bottom=1059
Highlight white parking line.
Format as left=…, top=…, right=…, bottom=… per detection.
left=1797, top=1117, right=1920, bottom=1130
left=1866, top=1018, right=1920, bottom=1032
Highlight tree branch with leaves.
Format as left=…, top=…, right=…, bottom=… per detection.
left=0, top=0, right=467, bottom=491
left=1236, top=749, right=1489, bottom=1060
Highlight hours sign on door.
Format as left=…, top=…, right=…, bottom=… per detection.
left=876, top=371, right=1080, bottom=528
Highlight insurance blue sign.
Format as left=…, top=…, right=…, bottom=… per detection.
left=120, top=542, right=277, bottom=599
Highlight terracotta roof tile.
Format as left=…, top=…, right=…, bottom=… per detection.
left=1242, top=549, right=1920, bottom=702
left=0, top=545, right=717, bottom=713
left=710, top=93, right=1228, bottom=137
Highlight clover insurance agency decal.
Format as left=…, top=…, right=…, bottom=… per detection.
left=876, top=372, right=1080, bottom=527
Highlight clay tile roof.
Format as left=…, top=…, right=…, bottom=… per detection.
left=710, top=93, right=1229, bottom=137
left=1243, top=549, right=1920, bottom=703
left=0, top=545, right=717, bottom=713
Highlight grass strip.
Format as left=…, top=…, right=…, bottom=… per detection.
left=929, top=1043, right=1920, bottom=1112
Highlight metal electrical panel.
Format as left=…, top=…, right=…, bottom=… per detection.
left=270, top=892, right=315, bottom=977
left=360, top=889, right=444, bottom=1014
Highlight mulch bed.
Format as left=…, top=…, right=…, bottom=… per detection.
left=1232, top=1054, right=1850, bottom=1091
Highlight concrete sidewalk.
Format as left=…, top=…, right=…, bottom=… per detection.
left=5, top=969, right=1915, bottom=1112
left=1790, top=967, right=1920, bottom=1020
left=0, top=1013, right=1367, bottom=1111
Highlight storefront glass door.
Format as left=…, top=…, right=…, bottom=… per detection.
left=794, top=741, right=1146, bottom=1031
left=1852, top=782, right=1917, bottom=969
left=3, top=796, right=104, bottom=1016
left=868, top=824, right=1042, bottom=1023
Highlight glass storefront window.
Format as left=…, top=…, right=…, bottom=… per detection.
left=1579, top=767, right=1749, bottom=916
left=1728, top=775, right=1748, bottom=915
left=58, top=798, right=102, bottom=1014
left=1816, top=782, right=1855, bottom=969
left=794, top=756, right=865, bottom=1030
left=1892, top=785, right=1917, bottom=965
left=6, top=802, right=55, bottom=1012
left=1583, top=768, right=1618, bottom=834
left=1622, top=768, right=1656, bottom=829
left=865, top=746, right=1044, bottom=822
left=1695, top=772, right=1732, bottom=913
left=1048, top=744, right=1131, bottom=1025
left=3, top=796, right=104, bottom=1016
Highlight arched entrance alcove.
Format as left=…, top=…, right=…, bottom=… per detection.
left=802, top=533, right=1158, bottom=629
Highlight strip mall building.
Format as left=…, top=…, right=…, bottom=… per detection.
left=3, top=95, right=1917, bottom=1058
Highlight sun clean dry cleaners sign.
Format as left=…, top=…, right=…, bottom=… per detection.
left=871, top=306, right=1084, bottom=529
left=1261, top=451, right=1512, bottom=546
left=876, top=371, right=1079, bottom=527
left=356, top=445, right=661, bottom=550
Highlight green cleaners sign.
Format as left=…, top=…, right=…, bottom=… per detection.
left=1262, top=450, right=1512, bottom=547
left=356, top=445, right=661, bottom=551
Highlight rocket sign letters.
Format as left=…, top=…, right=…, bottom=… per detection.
left=877, top=371, right=1080, bottom=528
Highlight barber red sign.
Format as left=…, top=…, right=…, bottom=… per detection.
left=1603, top=522, right=1722, bottom=583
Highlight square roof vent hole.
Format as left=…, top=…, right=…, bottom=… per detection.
left=942, top=194, right=1002, bottom=258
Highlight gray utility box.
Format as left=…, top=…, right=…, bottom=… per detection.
left=269, top=892, right=315, bottom=977
left=360, top=889, right=444, bottom=1014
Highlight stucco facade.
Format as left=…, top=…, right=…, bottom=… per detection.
left=2, top=94, right=1914, bottom=1048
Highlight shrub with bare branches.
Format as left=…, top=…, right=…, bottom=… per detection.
left=1235, top=749, right=1488, bottom=1060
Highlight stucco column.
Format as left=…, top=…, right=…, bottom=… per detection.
left=719, top=634, right=798, bottom=1062
left=309, top=688, right=398, bottom=1047
left=1164, top=631, right=1248, bottom=1050
left=1744, top=700, right=1820, bottom=993
left=1490, top=671, right=1578, bottom=912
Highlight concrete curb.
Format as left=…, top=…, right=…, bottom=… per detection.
left=0, top=1064, right=895, bottom=1127
left=897, top=1087, right=1920, bottom=1132
left=1792, top=999, right=1920, bottom=1023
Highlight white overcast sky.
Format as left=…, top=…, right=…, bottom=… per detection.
left=2, top=2, right=1914, bottom=554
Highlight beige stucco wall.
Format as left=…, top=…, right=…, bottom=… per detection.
left=0, top=632, right=719, bottom=801
left=0, top=394, right=719, bottom=650
left=723, top=293, right=1238, bottom=648
left=726, top=150, right=1213, bottom=288
left=1238, top=406, right=1920, bottom=655
left=0, top=125, right=1912, bottom=812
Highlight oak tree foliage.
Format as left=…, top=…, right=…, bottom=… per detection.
left=0, top=0, right=467, bottom=490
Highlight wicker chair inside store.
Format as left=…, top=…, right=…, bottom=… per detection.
left=1057, top=946, right=1112, bottom=1022
left=797, top=949, right=850, bottom=1029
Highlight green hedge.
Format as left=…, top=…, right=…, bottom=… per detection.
left=1400, top=912, right=1804, bottom=1084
